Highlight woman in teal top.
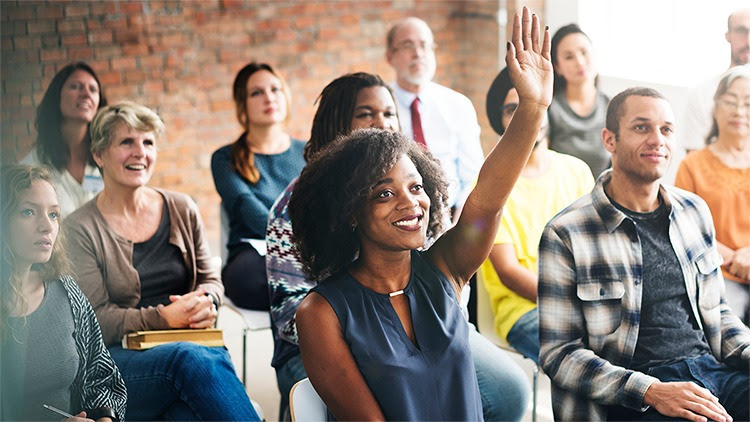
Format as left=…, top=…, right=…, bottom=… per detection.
left=211, top=62, right=305, bottom=310
left=289, top=9, right=552, bottom=420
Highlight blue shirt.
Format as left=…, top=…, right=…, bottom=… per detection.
left=313, top=250, right=483, bottom=421
left=211, top=137, right=305, bottom=257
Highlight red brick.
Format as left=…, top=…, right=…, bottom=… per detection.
left=38, top=6, right=65, bottom=20
left=27, top=19, right=56, bottom=34
left=90, top=2, right=118, bottom=15
left=114, top=29, right=140, bottom=44
left=220, top=0, right=244, bottom=9
left=62, top=33, right=87, bottom=46
left=111, top=56, right=137, bottom=70
left=6, top=7, right=34, bottom=21
left=122, top=44, right=149, bottom=55
left=68, top=47, right=95, bottom=60
left=39, top=48, right=67, bottom=62
left=88, top=30, right=113, bottom=45
left=97, top=71, right=122, bottom=85
left=139, top=55, right=165, bottom=68
left=121, top=1, right=143, bottom=14
left=1, top=38, right=13, bottom=51
left=41, top=33, right=60, bottom=48
left=57, top=18, right=85, bottom=33
left=64, top=3, right=90, bottom=18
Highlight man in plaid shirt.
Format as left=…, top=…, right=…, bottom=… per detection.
left=538, top=87, right=750, bottom=421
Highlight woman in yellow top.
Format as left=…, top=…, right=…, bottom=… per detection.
left=675, top=65, right=750, bottom=324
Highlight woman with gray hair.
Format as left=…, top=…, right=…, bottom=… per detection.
left=675, top=65, right=750, bottom=324
left=65, top=101, right=260, bottom=420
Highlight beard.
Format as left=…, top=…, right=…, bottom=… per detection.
left=400, top=60, right=436, bottom=86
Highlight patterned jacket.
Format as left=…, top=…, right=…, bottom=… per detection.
left=63, top=276, right=128, bottom=419
left=538, top=171, right=750, bottom=421
left=266, top=179, right=314, bottom=368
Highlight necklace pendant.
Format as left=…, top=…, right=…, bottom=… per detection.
left=388, top=289, right=405, bottom=297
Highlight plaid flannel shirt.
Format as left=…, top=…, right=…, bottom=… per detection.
left=538, top=171, right=750, bottom=421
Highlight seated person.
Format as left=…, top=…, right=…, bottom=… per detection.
left=538, top=87, right=750, bottom=421
left=65, top=101, right=259, bottom=421
left=21, top=62, right=107, bottom=217
left=1, top=165, right=126, bottom=421
left=268, top=72, right=528, bottom=420
left=676, top=65, right=750, bottom=324
left=211, top=62, right=305, bottom=310
left=288, top=10, right=549, bottom=419
left=480, top=67, right=594, bottom=362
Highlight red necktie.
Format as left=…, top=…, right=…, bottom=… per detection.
left=410, top=97, right=427, bottom=148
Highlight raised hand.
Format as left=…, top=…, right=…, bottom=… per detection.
left=506, top=6, right=553, bottom=108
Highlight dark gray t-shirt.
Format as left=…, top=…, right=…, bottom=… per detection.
left=609, top=195, right=711, bottom=371
left=548, top=90, right=610, bottom=179
left=3, top=281, right=79, bottom=421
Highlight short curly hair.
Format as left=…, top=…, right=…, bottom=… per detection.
left=289, top=129, right=449, bottom=281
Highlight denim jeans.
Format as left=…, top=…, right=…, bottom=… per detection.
left=274, top=327, right=530, bottom=422
left=607, top=354, right=749, bottom=421
left=275, top=352, right=307, bottom=421
left=109, top=343, right=260, bottom=421
left=506, top=308, right=540, bottom=364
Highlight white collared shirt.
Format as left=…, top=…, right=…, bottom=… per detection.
left=391, top=81, right=484, bottom=208
left=21, top=149, right=103, bottom=217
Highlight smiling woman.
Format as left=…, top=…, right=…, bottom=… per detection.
left=287, top=8, right=553, bottom=419
left=21, top=62, right=108, bottom=217
left=64, top=101, right=260, bottom=421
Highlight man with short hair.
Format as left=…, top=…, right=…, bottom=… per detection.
left=385, top=17, right=484, bottom=210
left=682, top=9, right=750, bottom=151
left=538, top=87, right=750, bottom=421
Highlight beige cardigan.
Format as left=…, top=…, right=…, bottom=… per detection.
left=65, top=188, right=223, bottom=345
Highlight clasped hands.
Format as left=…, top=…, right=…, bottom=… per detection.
left=161, top=287, right=218, bottom=329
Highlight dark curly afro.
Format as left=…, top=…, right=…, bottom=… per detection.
left=288, top=128, right=450, bottom=281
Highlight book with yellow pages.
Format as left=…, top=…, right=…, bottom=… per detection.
left=122, top=328, right=225, bottom=350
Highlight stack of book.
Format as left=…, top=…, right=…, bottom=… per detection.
left=122, top=328, right=225, bottom=350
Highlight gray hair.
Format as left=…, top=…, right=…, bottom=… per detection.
left=706, top=64, right=750, bottom=143
left=90, top=101, right=165, bottom=155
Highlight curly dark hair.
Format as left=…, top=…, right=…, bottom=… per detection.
left=289, top=129, right=449, bottom=281
left=304, top=72, right=394, bottom=162
left=35, top=62, right=107, bottom=170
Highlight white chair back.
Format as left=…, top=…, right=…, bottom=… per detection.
left=290, top=377, right=327, bottom=422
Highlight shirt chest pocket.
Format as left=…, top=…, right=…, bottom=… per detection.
left=577, top=279, right=625, bottom=337
left=695, top=249, right=723, bottom=311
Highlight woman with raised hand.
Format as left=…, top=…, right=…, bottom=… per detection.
left=211, top=62, right=305, bottom=311
left=1, top=165, right=126, bottom=422
left=547, top=24, right=609, bottom=179
left=676, top=65, right=750, bottom=324
left=269, top=72, right=530, bottom=421
left=289, top=7, right=551, bottom=420
left=22, top=62, right=107, bottom=217
left=65, top=101, right=259, bottom=421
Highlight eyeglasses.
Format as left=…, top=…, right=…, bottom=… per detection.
left=728, top=26, right=749, bottom=37
left=502, top=103, right=518, bottom=118
left=392, top=40, right=437, bottom=53
left=717, top=98, right=750, bottom=112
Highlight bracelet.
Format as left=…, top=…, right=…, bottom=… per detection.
left=204, top=291, right=220, bottom=310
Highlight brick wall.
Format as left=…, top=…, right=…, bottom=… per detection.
left=0, top=0, right=542, bottom=253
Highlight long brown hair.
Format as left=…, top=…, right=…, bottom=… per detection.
left=231, top=62, right=291, bottom=184
left=1, top=165, right=72, bottom=341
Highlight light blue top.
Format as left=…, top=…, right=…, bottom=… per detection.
left=313, top=250, right=483, bottom=421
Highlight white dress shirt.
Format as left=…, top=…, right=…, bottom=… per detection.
left=391, top=81, right=484, bottom=208
left=21, top=149, right=104, bottom=217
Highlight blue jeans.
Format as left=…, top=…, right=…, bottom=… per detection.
left=275, top=328, right=530, bottom=421
left=607, top=354, right=749, bottom=421
left=109, top=343, right=260, bottom=421
left=506, top=308, right=540, bottom=364
left=275, top=352, right=307, bottom=421
left=470, top=327, right=530, bottom=421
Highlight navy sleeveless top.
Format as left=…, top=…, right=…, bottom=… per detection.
left=312, top=250, right=483, bottom=421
